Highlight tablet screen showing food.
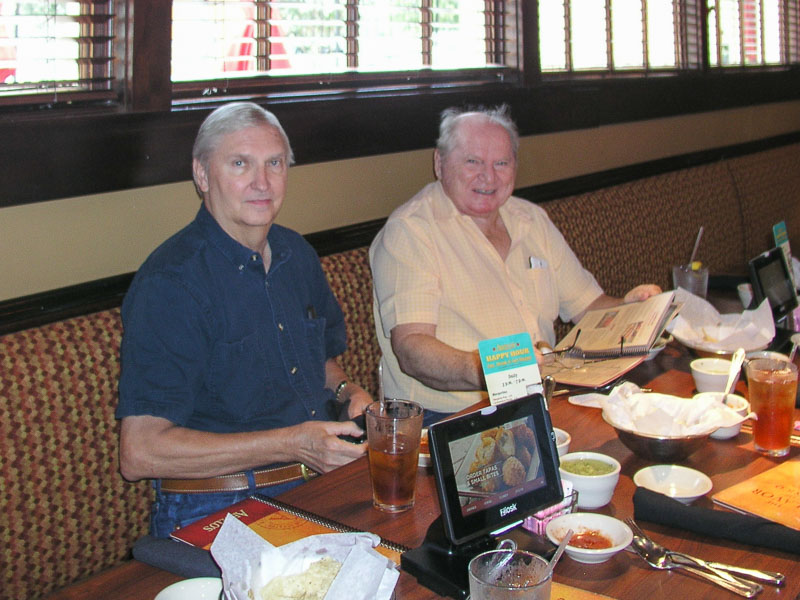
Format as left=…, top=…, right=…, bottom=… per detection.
left=428, top=395, right=563, bottom=546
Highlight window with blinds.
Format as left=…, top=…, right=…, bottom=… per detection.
left=0, top=0, right=115, bottom=104
left=539, top=0, right=703, bottom=73
left=539, top=0, right=799, bottom=74
left=707, top=0, right=800, bottom=66
left=171, top=0, right=517, bottom=89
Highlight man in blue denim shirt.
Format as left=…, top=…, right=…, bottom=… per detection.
left=116, top=103, right=370, bottom=562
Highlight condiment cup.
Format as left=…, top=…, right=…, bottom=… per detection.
left=690, top=357, right=738, bottom=393
left=692, top=392, right=749, bottom=439
left=553, top=427, right=571, bottom=456
left=633, top=464, right=712, bottom=504
left=558, top=451, right=620, bottom=509
left=545, top=513, right=633, bottom=564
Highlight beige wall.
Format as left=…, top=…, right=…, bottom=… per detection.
left=2, top=101, right=800, bottom=302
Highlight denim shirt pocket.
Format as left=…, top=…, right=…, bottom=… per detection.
left=208, top=332, right=273, bottom=422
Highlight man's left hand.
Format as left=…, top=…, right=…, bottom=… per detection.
left=623, top=284, right=662, bottom=303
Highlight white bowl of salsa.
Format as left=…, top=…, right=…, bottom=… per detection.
left=545, top=513, right=633, bottom=564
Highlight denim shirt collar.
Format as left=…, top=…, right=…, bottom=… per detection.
left=195, top=204, right=291, bottom=274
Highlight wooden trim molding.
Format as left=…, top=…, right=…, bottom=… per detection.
left=1, top=131, right=799, bottom=335
left=2, top=69, right=800, bottom=208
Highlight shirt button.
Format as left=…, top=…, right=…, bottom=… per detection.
left=251, top=254, right=258, bottom=261
left=291, top=366, right=298, bottom=374
left=311, top=410, right=316, bottom=417
left=278, top=323, right=284, bottom=331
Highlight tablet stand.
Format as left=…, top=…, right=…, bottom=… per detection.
left=401, top=515, right=495, bottom=599
left=402, top=515, right=560, bottom=598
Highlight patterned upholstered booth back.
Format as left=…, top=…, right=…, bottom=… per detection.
left=541, top=161, right=753, bottom=341
left=0, top=309, right=152, bottom=600
left=725, top=143, right=800, bottom=262
left=320, top=246, right=381, bottom=399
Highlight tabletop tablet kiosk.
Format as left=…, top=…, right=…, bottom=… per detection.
left=748, top=246, right=798, bottom=352
left=401, top=394, right=563, bottom=599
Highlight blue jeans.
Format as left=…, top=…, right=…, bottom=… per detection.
left=133, top=476, right=304, bottom=577
left=150, top=477, right=303, bottom=538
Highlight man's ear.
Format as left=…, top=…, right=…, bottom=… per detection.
left=433, top=149, right=443, bottom=180
left=192, top=158, right=209, bottom=193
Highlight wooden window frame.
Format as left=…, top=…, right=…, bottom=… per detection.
left=0, top=0, right=797, bottom=209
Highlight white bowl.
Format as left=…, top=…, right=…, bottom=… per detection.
left=692, top=392, right=750, bottom=440
left=545, top=513, right=633, bottom=564
left=558, top=451, right=620, bottom=509
left=743, top=351, right=790, bottom=382
left=745, top=350, right=789, bottom=363
left=645, top=334, right=673, bottom=361
left=690, top=357, right=738, bottom=393
left=633, top=464, right=712, bottom=504
left=154, top=577, right=223, bottom=600
left=553, top=427, right=571, bottom=456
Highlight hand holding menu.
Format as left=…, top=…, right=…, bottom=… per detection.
left=542, top=291, right=678, bottom=387
left=557, top=290, right=677, bottom=358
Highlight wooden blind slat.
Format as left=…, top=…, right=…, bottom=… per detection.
left=0, top=0, right=115, bottom=102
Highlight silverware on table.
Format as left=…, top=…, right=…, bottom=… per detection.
left=625, top=517, right=785, bottom=587
left=625, top=518, right=762, bottom=597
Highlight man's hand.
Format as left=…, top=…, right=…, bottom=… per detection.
left=623, top=284, right=662, bottom=303
left=291, top=420, right=367, bottom=474
left=345, top=386, right=373, bottom=418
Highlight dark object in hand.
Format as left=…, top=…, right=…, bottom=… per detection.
left=326, top=398, right=366, bottom=444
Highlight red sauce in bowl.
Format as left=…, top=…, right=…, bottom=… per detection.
left=569, top=530, right=613, bottom=550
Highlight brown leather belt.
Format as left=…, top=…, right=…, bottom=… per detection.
left=160, top=463, right=318, bottom=494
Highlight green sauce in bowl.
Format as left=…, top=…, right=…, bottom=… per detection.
left=561, top=458, right=615, bottom=476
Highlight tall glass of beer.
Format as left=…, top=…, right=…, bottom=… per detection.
left=745, top=358, right=798, bottom=457
left=365, top=399, right=423, bottom=512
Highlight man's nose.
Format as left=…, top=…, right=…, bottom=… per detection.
left=252, top=166, right=270, bottom=190
left=479, top=163, right=497, bottom=182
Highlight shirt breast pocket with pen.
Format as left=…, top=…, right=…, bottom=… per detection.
left=524, top=256, right=559, bottom=321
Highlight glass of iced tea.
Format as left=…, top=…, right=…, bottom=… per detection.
left=365, top=399, right=423, bottom=512
left=745, top=358, right=798, bottom=457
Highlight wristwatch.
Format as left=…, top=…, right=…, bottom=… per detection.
left=334, top=379, right=349, bottom=403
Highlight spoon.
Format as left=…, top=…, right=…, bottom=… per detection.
left=723, top=347, right=745, bottom=404
left=544, top=528, right=573, bottom=580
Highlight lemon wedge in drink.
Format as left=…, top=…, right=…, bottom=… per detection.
left=690, top=261, right=703, bottom=271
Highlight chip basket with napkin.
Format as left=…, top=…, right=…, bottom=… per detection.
left=210, top=513, right=399, bottom=600
left=667, top=288, right=775, bottom=355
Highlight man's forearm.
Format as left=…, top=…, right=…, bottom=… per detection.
left=392, top=332, right=484, bottom=392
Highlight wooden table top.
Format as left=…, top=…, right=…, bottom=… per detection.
left=46, top=343, right=800, bottom=600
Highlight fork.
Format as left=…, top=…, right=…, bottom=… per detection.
left=625, top=518, right=762, bottom=597
left=625, top=518, right=784, bottom=587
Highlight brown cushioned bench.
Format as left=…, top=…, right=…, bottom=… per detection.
left=1, top=137, right=798, bottom=599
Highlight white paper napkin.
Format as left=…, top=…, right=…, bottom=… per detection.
left=601, top=391, right=751, bottom=436
left=210, top=514, right=399, bottom=600
left=667, top=289, right=774, bottom=352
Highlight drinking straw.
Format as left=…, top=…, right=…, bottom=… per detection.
left=688, top=226, right=704, bottom=267
left=689, top=225, right=703, bottom=269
